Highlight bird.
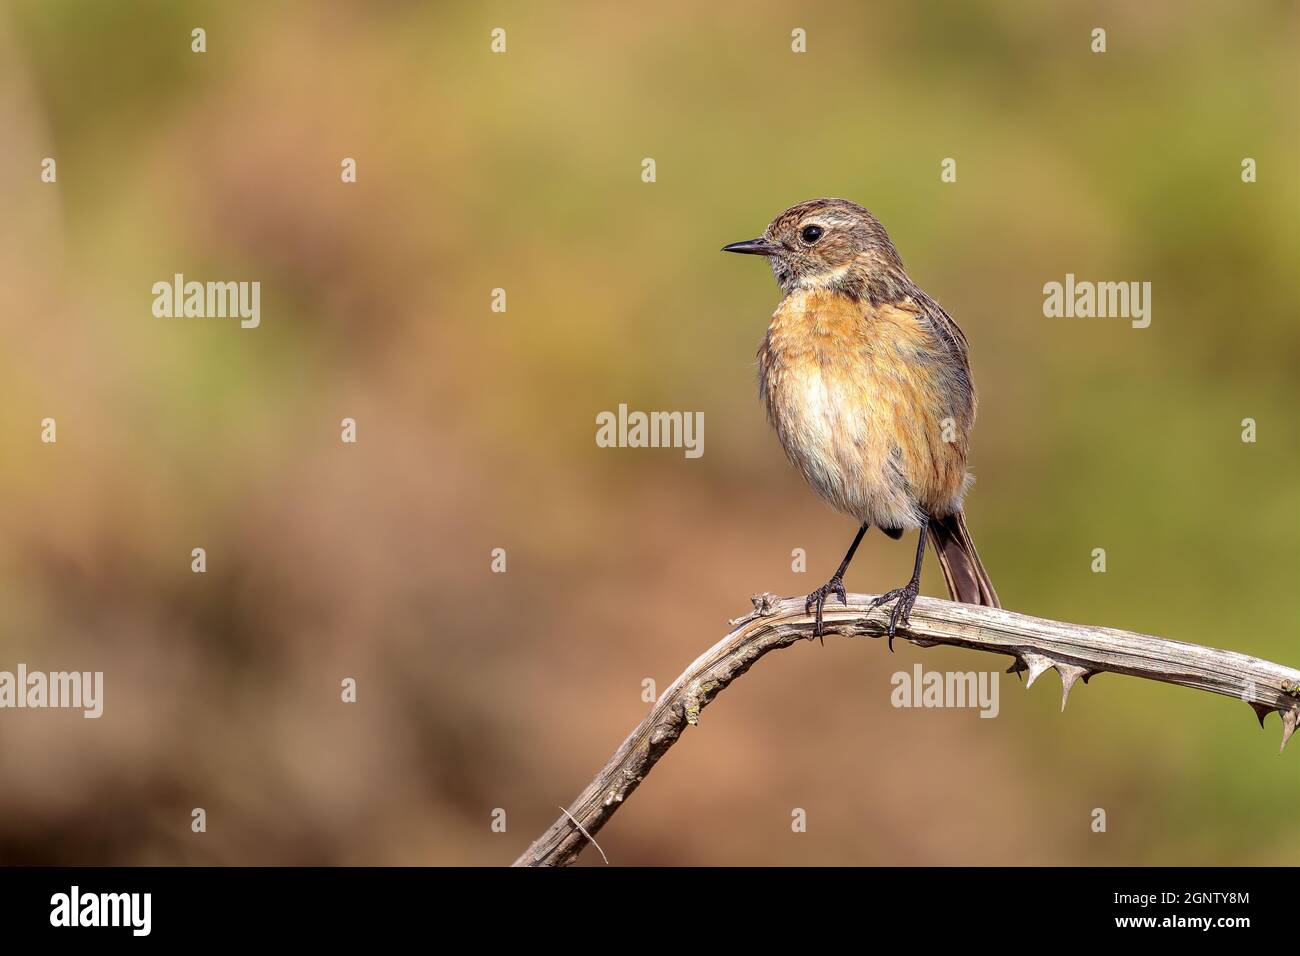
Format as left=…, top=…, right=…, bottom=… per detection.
left=723, top=198, right=999, bottom=647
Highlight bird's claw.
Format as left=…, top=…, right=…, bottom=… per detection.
left=804, top=577, right=848, bottom=643
left=867, top=582, right=919, bottom=651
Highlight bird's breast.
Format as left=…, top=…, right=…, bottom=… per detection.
left=757, top=290, right=968, bottom=525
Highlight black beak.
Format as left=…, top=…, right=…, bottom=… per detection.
left=721, top=237, right=779, bottom=256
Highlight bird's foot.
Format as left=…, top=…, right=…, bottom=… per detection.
left=867, top=582, right=919, bottom=651
left=804, top=576, right=847, bottom=642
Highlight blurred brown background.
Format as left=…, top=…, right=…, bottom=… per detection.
left=0, top=0, right=1297, bottom=865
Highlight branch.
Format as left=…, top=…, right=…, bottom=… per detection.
left=512, top=592, right=1300, bottom=867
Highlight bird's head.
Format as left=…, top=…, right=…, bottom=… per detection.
left=723, top=198, right=909, bottom=300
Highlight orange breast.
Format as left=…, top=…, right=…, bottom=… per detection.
left=757, top=289, right=970, bottom=526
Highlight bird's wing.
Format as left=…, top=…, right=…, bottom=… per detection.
left=878, top=293, right=977, bottom=436
left=898, top=290, right=969, bottom=361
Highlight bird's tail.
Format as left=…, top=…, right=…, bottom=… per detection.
left=930, top=511, right=1000, bottom=608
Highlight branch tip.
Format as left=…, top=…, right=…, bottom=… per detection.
left=729, top=591, right=782, bottom=627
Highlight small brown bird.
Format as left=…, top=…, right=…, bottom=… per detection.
left=724, top=198, right=999, bottom=645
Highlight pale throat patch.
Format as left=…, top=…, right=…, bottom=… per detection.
left=795, top=262, right=852, bottom=290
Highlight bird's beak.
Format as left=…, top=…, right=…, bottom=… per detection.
left=721, top=237, right=779, bottom=256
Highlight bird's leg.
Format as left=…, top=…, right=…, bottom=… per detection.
left=868, top=516, right=929, bottom=651
left=805, top=523, right=868, bottom=641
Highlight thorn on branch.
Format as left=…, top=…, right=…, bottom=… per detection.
left=1281, top=709, right=1298, bottom=754
left=1022, top=652, right=1054, bottom=688
left=1057, top=663, right=1089, bottom=711
left=1250, top=702, right=1273, bottom=728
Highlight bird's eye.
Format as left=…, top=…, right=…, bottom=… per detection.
left=800, top=224, right=824, bottom=244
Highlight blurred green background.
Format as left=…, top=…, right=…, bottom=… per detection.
left=0, top=0, right=1297, bottom=864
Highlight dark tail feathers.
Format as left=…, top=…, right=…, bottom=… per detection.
left=930, top=511, right=1000, bottom=608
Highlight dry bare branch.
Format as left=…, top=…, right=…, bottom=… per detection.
left=513, top=592, right=1300, bottom=867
